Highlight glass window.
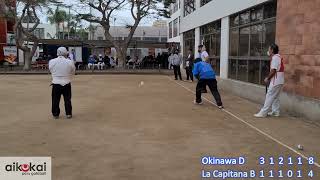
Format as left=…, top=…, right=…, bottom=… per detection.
left=143, top=37, right=159, bottom=41
left=251, top=7, right=263, bottom=22
left=132, top=37, right=141, bottom=41
left=228, top=0, right=277, bottom=84
left=184, top=0, right=195, bottom=16
left=262, top=22, right=276, bottom=55
left=250, top=24, right=263, bottom=56
left=264, top=1, right=277, bottom=19
left=200, top=20, right=221, bottom=75
left=237, top=60, right=248, bottom=82
left=173, top=0, right=179, bottom=13
left=161, top=37, right=168, bottom=42
left=173, top=18, right=178, bottom=37
left=239, top=11, right=250, bottom=25
left=183, top=29, right=195, bottom=58
left=248, top=60, right=260, bottom=84
left=33, top=28, right=45, bottom=39
left=201, top=0, right=212, bottom=6
left=230, top=14, right=239, bottom=27
left=200, top=20, right=221, bottom=57
left=239, top=27, right=250, bottom=56
left=210, top=58, right=220, bottom=75
left=216, top=32, right=221, bottom=56
left=169, top=22, right=173, bottom=38
left=260, top=60, right=270, bottom=84
left=229, top=59, right=237, bottom=79
left=210, top=34, right=216, bottom=56
left=229, top=28, right=238, bottom=56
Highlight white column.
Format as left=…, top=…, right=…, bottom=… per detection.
left=220, top=16, right=229, bottom=79
left=180, top=0, right=184, bottom=18
left=194, top=27, right=200, bottom=55
left=180, top=33, right=186, bottom=76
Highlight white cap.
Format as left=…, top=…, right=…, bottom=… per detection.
left=57, top=47, right=68, bottom=56
left=99, top=54, right=102, bottom=57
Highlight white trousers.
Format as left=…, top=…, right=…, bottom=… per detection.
left=258, top=84, right=283, bottom=115
left=88, top=63, right=94, bottom=69
left=97, top=62, right=105, bottom=70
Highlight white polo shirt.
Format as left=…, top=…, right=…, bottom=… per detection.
left=269, top=54, right=285, bottom=88
left=201, top=51, right=209, bottom=61
left=49, top=56, right=75, bottom=86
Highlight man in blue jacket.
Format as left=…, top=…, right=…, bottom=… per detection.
left=193, top=60, right=223, bottom=109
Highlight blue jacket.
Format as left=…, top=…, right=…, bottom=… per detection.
left=88, top=57, right=96, bottom=64
left=193, top=61, right=216, bottom=79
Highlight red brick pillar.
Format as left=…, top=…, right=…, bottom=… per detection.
left=276, top=0, right=320, bottom=99
left=0, top=18, right=7, bottom=62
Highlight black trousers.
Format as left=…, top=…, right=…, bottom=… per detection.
left=196, top=79, right=223, bottom=106
left=185, top=67, right=193, bottom=81
left=173, top=65, right=182, bottom=80
left=52, top=83, right=72, bottom=116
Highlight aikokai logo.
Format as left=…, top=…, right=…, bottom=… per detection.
left=5, top=162, right=47, bottom=176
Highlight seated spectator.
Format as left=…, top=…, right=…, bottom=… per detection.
left=103, top=55, right=111, bottom=68
left=87, top=55, right=96, bottom=69
left=97, top=54, right=105, bottom=70
left=110, top=57, right=116, bottom=68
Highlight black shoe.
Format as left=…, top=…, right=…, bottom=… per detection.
left=193, top=100, right=203, bottom=105
left=175, top=78, right=178, bottom=80
left=66, top=115, right=72, bottom=119
left=53, top=116, right=59, bottom=119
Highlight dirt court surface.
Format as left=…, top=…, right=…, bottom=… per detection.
left=0, top=74, right=319, bottom=180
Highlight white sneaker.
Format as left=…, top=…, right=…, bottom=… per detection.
left=267, top=111, right=280, bottom=117
left=254, top=113, right=267, bottom=118
left=193, top=100, right=203, bottom=105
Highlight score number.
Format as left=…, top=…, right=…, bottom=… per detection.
left=258, top=156, right=315, bottom=178
left=259, top=156, right=314, bottom=165
left=258, top=170, right=314, bottom=178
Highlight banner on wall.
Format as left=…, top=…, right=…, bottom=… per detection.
left=3, top=46, right=17, bottom=63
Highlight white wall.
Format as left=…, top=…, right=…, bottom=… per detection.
left=22, top=23, right=56, bottom=39
left=180, top=0, right=270, bottom=33
left=167, top=5, right=181, bottom=43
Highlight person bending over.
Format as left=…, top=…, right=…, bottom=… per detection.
left=193, top=60, right=223, bottom=109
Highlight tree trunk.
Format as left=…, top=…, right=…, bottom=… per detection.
left=115, top=47, right=127, bottom=68
left=62, top=23, right=65, bottom=39
left=23, top=41, right=38, bottom=71
left=23, top=49, right=31, bottom=71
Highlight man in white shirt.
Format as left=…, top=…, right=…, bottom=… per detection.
left=200, top=45, right=209, bottom=62
left=49, top=47, right=76, bottom=119
left=172, top=50, right=182, bottom=80
left=255, top=43, right=285, bottom=118
left=197, top=45, right=208, bottom=93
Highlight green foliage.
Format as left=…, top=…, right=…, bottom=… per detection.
left=47, top=6, right=67, bottom=24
